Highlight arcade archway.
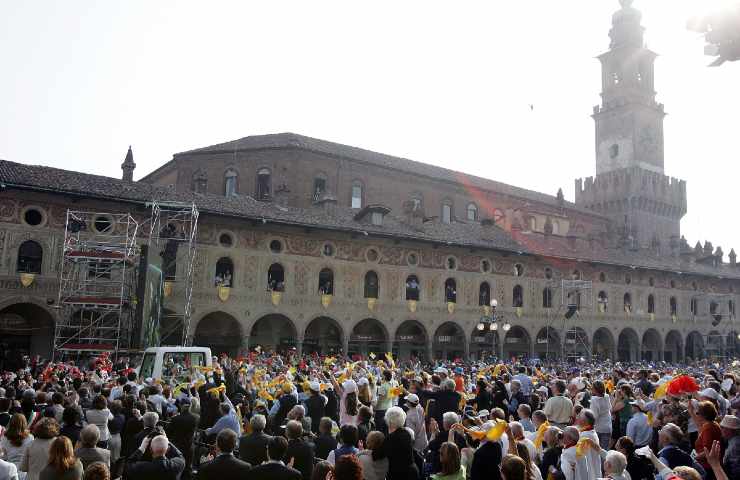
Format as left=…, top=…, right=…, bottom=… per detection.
left=641, top=329, right=663, bottom=361
left=433, top=322, right=466, bottom=361
left=470, top=327, right=500, bottom=361
left=563, top=327, right=590, bottom=361
left=250, top=314, right=297, bottom=354
left=304, top=316, right=343, bottom=355
left=706, top=331, right=723, bottom=359
left=617, top=328, right=639, bottom=362
left=592, top=327, right=615, bottom=360
left=194, top=311, right=242, bottom=357
left=0, top=302, right=55, bottom=367
left=503, top=326, right=531, bottom=360
left=685, top=331, right=704, bottom=361
left=393, top=320, right=427, bottom=360
left=534, top=327, right=561, bottom=361
left=664, top=330, right=683, bottom=363
left=348, top=318, right=388, bottom=358
left=727, top=331, right=740, bottom=358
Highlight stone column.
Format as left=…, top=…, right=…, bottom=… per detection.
left=426, top=338, right=434, bottom=362
left=296, top=333, right=305, bottom=357
left=342, top=336, right=349, bottom=357
left=241, top=335, right=250, bottom=355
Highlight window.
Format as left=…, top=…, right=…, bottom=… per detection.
left=710, top=300, right=721, bottom=322
left=364, top=271, right=379, bottom=299
left=690, top=297, right=698, bottom=316
left=670, top=280, right=676, bottom=289
left=410, top=193, right=423, bottom=212
left=513, top=285, right=524, bottom=308
left=406, top=275, right=420, bottom=301
left=552, top=220, right=560, bottom=235
left=479, top=282, right=491, bottom=306
left=481, top=260, right=491, bottom=273
left=649, top=277, right=655, bottom=287
left=323, top=243, right=335, bottom=257
left=193, top=170, right=208, bottom=194
left=598, top=291, right=608, bottom=311
left=257, top=168, right=271, bottom=200
left=572, top=270, right=581, bottom=280
left=219, top=233, right=234, bottom=248
left=545, top=267, right=553, bottom=280
left=648, top=294, right=655, bottom=314
left=692, top=281, right=698, bottom=291
left=22, top=208, right=44, bottom=226
left=407, top=253, right=418, bottom=266
left=445, top=278, right=457, bottom=303
left=351, top=182, right=363, bottom=209
left=625, top=275, right=632, bottom=285
left=442, top=202, right=452, bottom=224
left=215, top=257, right=234, bottom=287
left=366, top=248, right=379, bottom=263
left=93, top=216, right=113, bottom=233
left=267, top=263, right=285, bottom=292
left=730, top=300, right=736, bottom=318
left=269, top=239, right=283, bottom=254
left=599, top=272, right=606, bottom=282
left=313, top=176, right=327, bottom=201
left=446, top=257, right=457, bottom=270
left=609, top=144, right=619, bottom=159
left=543, top=288, right=553, bottom=308
left=467, top=203, right=478, bottom=221
left=139, top=353, right=155, bottom=380
left=17, top=240, right=42, bottom=273
left=88, top=262, right=111, bottom=280
left=371, top=212, right=383, bottom=226
left=224, top=169, right=238, bottom=196
left=514, top=264, right=524, bottom=277
left=624, top=293, right=632, bottom=312
left=318, top=268, right=334, bottom=295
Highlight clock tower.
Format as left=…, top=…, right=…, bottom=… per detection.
left=576, top=0, right=687, bottom=246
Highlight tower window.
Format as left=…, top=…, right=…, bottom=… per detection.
left=467, top=203, right=478, bottom=221
left=670, top=297, right=678, bottom=316
left=313, top=176, right=327, bottom=201
left=224, top=169, right=238, bottom=197
left=351, top=182, right=363, bottom=209
left=256, top=168, right=272, bottom=200
left=442, top=202, right=453, bottom=224
left=609, top=144, right=619, bottom=159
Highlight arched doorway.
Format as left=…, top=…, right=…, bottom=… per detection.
left=470, top=327, right=499, bottom=361
left=592, top=327, right=615, bottom=361
left=534, top=327, right=560, bottom=361
left=194, top=312, right=241, bottom=356
left=250, top=314, right=297, bottom=354
left=664, top=330, right=683, bottom=363
left=304, top=317, right=343, bottom=355
left=706, top=331, right=723, bottom=359
left=617, top=328, right=639, bottom=362
left=685, top=331, right=704, bottom=361
left=433, top=322, right=465, bottom=360
left=563, top=327, right=590, bottom=361
left=727, top=331, right=739, bottom=358
left=641, top=329, right=663, bottom=361
left=393, top=320, right=427, bottom=360
left=503, top=326, right=531, bottom=360
left=0, top=303, right=55, bottom=367
left=348, top=319, right=388, bottom=358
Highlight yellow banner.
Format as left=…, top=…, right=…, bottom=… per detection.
left=19, top=273, right=35, bottom=287
left=163, top=281, right=173, bottom=298
left=367, top=297, right=377, bottom=311
left=217, top=286, right=230, bottom=302
left=321, top=293, right=332, bottom=308
left=447, top=302, right=455, bottom=314
left=271, top=291, right=282, bottom=306
left=408, top=300, right=417, bottom=313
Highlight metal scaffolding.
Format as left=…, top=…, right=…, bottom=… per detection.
left=148, top=201, right=198, bottom=346
left=543, top=279, right=593, bottom=361
left=55, top=210, right=140, bottom=359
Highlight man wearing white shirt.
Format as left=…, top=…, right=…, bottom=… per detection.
left=560, top=427, right=590, bottom=480
left=576, top=409, right=602, bottom=480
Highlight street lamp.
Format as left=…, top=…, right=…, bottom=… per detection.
left=476, top=299, right=508, bottom=358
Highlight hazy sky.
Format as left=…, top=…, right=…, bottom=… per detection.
left=1, top=0, right=738, bottom=253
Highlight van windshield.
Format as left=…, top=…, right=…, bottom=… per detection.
left=163, top=351, right=205, bottom=383
left=140, top=353, right=155, bottom=380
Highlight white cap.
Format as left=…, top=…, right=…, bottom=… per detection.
left=406, top=394, right=419, bottom=404
left=434, top=367, right=449, bottom=375
left=478, top=409, right=490, bottom=418
left=309, top=381, right=321, bottom=392
left=342, top=379, right=358, bottom=394
left=699, top=388, right=719, bottom=400
left=357, top=377, right=369, bottom=387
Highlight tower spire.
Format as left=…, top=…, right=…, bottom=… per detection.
left=121, top=146, right=136, bottom=182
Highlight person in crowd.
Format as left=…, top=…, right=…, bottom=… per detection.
left=539, top=426, right=562, bottom=480
left=247, top=436, right=302, bottom=480
left=165, top=399, right=198, bottom=478
left=310, top=461, right=333, bottom=480
left=655, top=422, right=704, bottom=475
left=612, top=384, right=634, bottom=442
left=589, top=380, right=612, bottom=450
left=332, top=455, right=363, bottom=480
left=327, top=424, right=359, bottom=465
left=475, top=379, right=492, bottom=413
left=205, top=402, right=240, bottom=437
left=384, top=406, right=419, bottom=480
left=357, top=431, right=388, bottom=480
left=719, top=415, right=740, bottom=478
left=432, top=442, right=465, bottom=480
left=544, top=380, right=573, bottom=429
left=73, top=425, right=110, bottom=470
left=84, top=396, right=112, bottom=449
left=239, top=414, right=272, bottom=466
left=501, top=454, right=527, bottom=480
left=38, top=437, right=82, bottom=480
left=283, top=420, right=314, bottom=480
left=517, top=404, right=535, bottom=433
left=469, top=420, right=503, bottom=480
left=0, top=414, right=34, bottom=477
left=21, top=418, right=59, bottom=480
left=614, top=436, right=654, bottom=480
left=356, top=406, right=374, bottom=445
left=107, top=400, right=125, bottom=467
left=81, top=462, right=109, bottom=480
left=303, top=382, right=326, bottom=435
left=197, top=429, right=251, bottom=480
left=0, top=456, right=19, bottom=480
left=404, top=393, right=428, bottom=451
left=690, top=399, right=723, bottom=476
left=312, top=417, right=337, bottom=461
left=603, top=450, right=630, bottom=480
left=124, top=435, right=184, bottom=480
left=560, top=426, right=589, bottom=480
left=626, top=400, right=652, bottom=448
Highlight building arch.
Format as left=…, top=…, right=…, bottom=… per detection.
left=0, top=301, right=55, bottom=363
left=393, top=320, right=428, bottom=360
left=503, top=325, right=531, bottom=360
left=433, top=322, right=466, bottom=360
left=664, top=330, right=683, bottom=363
left=304, top=316, right=343, bottom=355
left=194, top=311, right=242, bottom=357
left=534, top=326, right=560, bottom=361
left=641, top=328, right=662, bottom=361
left=470, top=326, right=499, bottom=361
left=17, top=240, right=43, bottom=274
left=617, top=328, right=639, bottom=362
left=685, top=331, right=704, bottom=361
left=249, top=314, right=297, bottom=354
left=706, top=330, right=723, bottom=358
left=592, top=327, right=615, bottom=360
left=348, top=318, right=388, bottom=357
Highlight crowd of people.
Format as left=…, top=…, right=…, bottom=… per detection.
left=0, top=350, right=739, bottom=480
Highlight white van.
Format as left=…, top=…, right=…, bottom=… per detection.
left=137, top=346, right=212, bottom=383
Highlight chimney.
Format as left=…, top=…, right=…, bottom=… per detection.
left=121, top=146, right=136, bottom=182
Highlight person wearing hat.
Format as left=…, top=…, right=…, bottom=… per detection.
left=720, top=415, right=740, bottom=478
left=304, top=381, right=326, bottom=435
left=626, top=400, right=651, bottom=448
left=271, top=382, right=298, bottom=432
left=404, top=393, right=428, bottom=452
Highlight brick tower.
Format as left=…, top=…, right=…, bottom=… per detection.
left=575, top=0, right=687, bottom=247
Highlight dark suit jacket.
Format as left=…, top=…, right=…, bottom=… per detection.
left=197, top=453, right=251, bottom=480
left=125, top=449, right=185, bottom=480
left=471, top=441, right=503, bottom=480
left=313, top=433, right=337, bottom=460
left=247, top=462, right=302, bottom=480
left=385, top=428, right=419, bottom=480
left=167, top=411, right=199, bottom=454
left=238, top=431, right=272, bottom=466
left=284, top=438, right=314, bottom=480
left=75, top=446, right=111, bottom=470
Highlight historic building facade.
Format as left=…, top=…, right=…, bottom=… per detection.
left=0, top=1, right=738, bottom=362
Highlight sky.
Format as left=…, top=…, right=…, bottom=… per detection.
left=1, top=0, right=738, bottom=253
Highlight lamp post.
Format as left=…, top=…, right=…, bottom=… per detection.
left=476, top=299, right=511, bottom=360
